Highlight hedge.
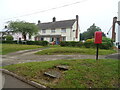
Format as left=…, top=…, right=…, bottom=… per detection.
left=60, top=41, right=83, bottom=47
left=84, top=37, right=113, bottom=49
left=1, top=40, right=49, bottom=46
left=60, top=37, right=113, bottom=49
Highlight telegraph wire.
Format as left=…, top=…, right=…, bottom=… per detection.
left=3, top=0, right=88, bottom=21
left=107, top=25, right=112, bottom=35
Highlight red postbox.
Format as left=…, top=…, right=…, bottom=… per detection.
left=94, top=31, right=102, bottom=44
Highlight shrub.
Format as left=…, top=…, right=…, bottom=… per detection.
left=84, top=41, right=95, bottom=48
left=60, top=41, right=83, bottom=47
left=27, top=41, right=48, bottom=46
left=84, top=37, right=113, bottom=49
left=2, top=40, right=16, bottom=44
left=99, top=37, right=113, bottom=49
left=5, top=35, right=14, bottom=41
left=84, top=39, right=95, bottom=48
left=60, top=41, right=69, bottom=47
left=1, top=40, right=48, bottom=46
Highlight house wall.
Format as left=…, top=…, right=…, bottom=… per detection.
left=71, top=21, right=80, bottom=41
left=37, top=21, right=80, bottom=42
left=11, top=33, right=31, bottom=41
left=38, top=28, right=72, bottom=42
left=118, top=1, right=120, bottom=45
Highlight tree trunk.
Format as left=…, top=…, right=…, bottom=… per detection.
left=22, top=34, right=26, bottom=41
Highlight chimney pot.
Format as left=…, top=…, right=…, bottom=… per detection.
left=76, top=15, right=79, bottom=21
left=38, top=20, right=41, bottom=24
left=53, top=17, right=56, bottom=22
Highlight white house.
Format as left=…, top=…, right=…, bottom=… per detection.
left=35, top=15, right=80, bottom=44
left=0, top=15, right=80, bottom=44
left=117, top=1, right=120, bottom=48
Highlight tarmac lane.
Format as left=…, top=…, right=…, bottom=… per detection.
left=105, top=50, right=120, bottom=60
left=2, top=73, right=39, bottom=89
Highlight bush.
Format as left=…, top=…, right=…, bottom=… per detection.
left=27, top=41, right=48, bottom=46
left=84, top=39, right=95, bottom=48
left=84, top=37, right=113, bottom=49
left=84, top=41, right=95, bottom=48
left=1, top=40, right=48, bottom=46
left=99, top=37, right=113, bottom=49
left=5, top=35, right=14, bottom=41
left=2, top=40, right=16, bottom=44
left=60, top=41, right=69, bottom=46
left=60, top=41, right=83, bottom=47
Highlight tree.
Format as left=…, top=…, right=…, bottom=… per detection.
left=81, top=23, right=106, bottom=40
left=8, top=21, right=39, bottom=41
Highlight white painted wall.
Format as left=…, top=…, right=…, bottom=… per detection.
left=71, top=21, right=80, bottom=41
left=1, top=21, right=80, bottom=42
left=118, top=1, right=120, bottom=44
left=37, top=21, right=80, bottom=42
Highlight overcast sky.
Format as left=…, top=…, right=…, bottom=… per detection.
left=0, top=0, right=120, bottom=35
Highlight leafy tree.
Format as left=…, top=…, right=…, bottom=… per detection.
left=5, top=35, right=13, bottom=41
left=8, top=21, right=39, bottom=41
left=81, top=23, right=106, bottom=40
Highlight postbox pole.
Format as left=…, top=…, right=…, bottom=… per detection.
left=96, top=44, right=99, bottom=60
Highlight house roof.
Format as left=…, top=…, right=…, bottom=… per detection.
left=37, top=19, right=76, bottom=29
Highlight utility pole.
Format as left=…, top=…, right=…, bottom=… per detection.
left=112, top=17, right=117, bottom=42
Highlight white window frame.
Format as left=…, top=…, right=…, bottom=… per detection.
left=50, top=37, right=54, bottom=42
left=62, top=37, right=66, bottom=41
left=42, top=29, right=46, bottom=33
left=51, top=29, right=55, bottom=33
left=61, top=28, right=66, bottom=33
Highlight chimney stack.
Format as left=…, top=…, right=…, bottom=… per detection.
left=112, top=17, right=117, bottom=41
left=76, top=15, right=79, bottom=22
left=38, top=20, right=41, bottom=24
left=76, top=15, right=79, bottom=39
left=53, top=17, right=56, bottom=22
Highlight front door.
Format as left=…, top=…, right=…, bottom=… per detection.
left=56, top=38, right=60, bottom=44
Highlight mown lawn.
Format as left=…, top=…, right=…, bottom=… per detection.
left=36, top=47, right=116, bottom=55
left=3, top=59, right=119, bottom=88
left=0, top=44, right=43, bottom=55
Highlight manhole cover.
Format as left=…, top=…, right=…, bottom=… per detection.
left=56, top=65, right=69, bottom=70
left=44, top=70, right=61, bottom=78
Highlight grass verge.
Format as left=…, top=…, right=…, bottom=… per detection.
left=0, top=44, right=43, bottom=55
left=36, top=47, right=116, bottom=55
left=3, top=59, right=119, bottom=88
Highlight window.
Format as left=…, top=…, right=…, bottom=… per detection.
left=51, top=29, right=55, bottom=33
left=40, top=37, right=44, bottom=41
left=73, top=30, right=75, bottom=32
left=42, top=29, right=46, bottom=33
left=62, top=37, right=66, bottom=41
left=61, top=28, right=66, bottom=33
left=50, top=37, right=54, bottom=42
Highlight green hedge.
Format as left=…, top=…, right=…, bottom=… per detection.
left=27, top=41, right=48, bottom=46
left=1, top=40, right=17, bottom=44
left=60, top=41, right=83, bottom=47
left=84, top=41, right=95, bottom=48
left=84, top=37, right=113, bottom=49
left=60, top=37, right=113, bottom=49
left=1, top=40, right=48, bottom=46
